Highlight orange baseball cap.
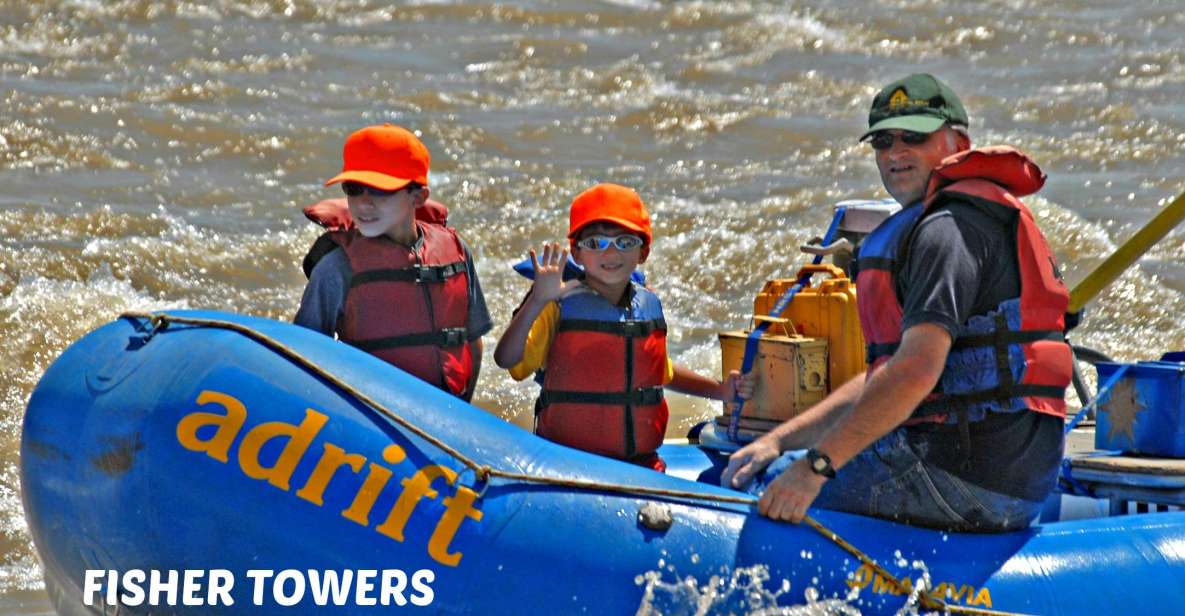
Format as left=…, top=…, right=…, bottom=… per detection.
left=324, top=124, right=430, bottom=190
left=567, top=183, right=652, bottom=246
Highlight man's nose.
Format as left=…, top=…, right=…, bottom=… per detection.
left=886, top=139, right=912, bottom=158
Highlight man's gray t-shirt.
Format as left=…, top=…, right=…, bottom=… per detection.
left=294, top=238, right=493, bottom=342
left=895, top=200, right=1063, bottom=502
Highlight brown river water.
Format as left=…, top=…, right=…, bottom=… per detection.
left=2, top=1, right=1184, bottom=612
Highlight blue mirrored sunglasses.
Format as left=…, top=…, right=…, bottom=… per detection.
left=575, top=234, right=644, bottom=251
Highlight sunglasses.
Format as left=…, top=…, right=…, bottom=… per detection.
left=868, top=130, right=931, bottom=150
left=342, top=181, right=409, bottom=198
left=575, top=234, right=644, bottom=251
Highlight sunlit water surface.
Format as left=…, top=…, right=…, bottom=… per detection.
left=3, top=1, right=1184, bottom=613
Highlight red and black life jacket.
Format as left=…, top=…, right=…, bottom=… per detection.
left=536, top=283, right=670, bottom=470
left=854, top=146, right=1072, bottom=424
left=302, top=198, right=472, bottom=397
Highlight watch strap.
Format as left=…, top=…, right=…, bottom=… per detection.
left=806, top=448, right=837, bottom=479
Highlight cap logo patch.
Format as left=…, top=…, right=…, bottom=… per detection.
left=888, top=88, right=926, bottom=111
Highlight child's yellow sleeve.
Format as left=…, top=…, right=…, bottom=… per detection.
left=663, top=357, right=674, bottom=385
left=507, top=301, right=561, bottom=381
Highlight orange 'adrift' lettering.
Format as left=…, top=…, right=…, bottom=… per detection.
left=177, top=389, right=483, bottom=567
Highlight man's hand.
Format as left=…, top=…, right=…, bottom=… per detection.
left=747, top=323, right=952, bottom=523
left=756, top=457, right=828, bottom=523
left=721, top=436, right=780, bottom=490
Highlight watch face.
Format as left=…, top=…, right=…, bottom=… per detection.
left=807, top=449, right=833, bottom=477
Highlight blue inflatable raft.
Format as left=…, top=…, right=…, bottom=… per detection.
left=21, top=311, right=1185, bottom=614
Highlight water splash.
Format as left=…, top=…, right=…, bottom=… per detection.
left=635, top=564, right=865, bottom=616
left=632, top=555, right=959, bottom=616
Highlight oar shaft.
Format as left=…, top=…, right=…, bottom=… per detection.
left=1068, top=189, right=1185, bottom=313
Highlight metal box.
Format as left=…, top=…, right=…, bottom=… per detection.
left=718, top=322, right=828, bottom=432
left=1096, top=357, right=1185, bottom=457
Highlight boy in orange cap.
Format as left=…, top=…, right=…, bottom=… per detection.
left=296, top=124, right=491, bottom=401
left=494, top=183, right=751, bottom=470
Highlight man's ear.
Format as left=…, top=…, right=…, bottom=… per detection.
left=955, top=131, right=972, bottom=152
left=639, top=245, right=650, bottom=263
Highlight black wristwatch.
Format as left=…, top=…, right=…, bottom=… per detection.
left=806, top=448, right=837, bottom=479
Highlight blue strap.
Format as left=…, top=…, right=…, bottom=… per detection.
left=728, top=207, right=847, bottom=441
left=1064, top=364, right=1129, bottom=435
left=1058, top=457, right=1095, bottom=498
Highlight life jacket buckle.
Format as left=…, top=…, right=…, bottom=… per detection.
left=632, top=386, right=664, bottom=405
left=440, top=327, right=467, bottom=347
left=414, top=264, right=444, bottom=283
left=619, top=321, right=644, bottom=337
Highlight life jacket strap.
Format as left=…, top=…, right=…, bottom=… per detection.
left=855, top=255, right=894, bottom=272
left=912, top=314, right=1066, bottom=417
left=916, top=383, right=1067, bottom=414
left=302, top=233, right=341, bottom=279
left=350, top=260, right=468, bottom=287
left=557, top=318, right=667, bottom=337
left=538, top=386, right=664, bottom=407
left=951, top=328, right=1065, bottom=350
left=865, top=329, right=1066, bottom=363
left=349, top=327, right=469, bottom=351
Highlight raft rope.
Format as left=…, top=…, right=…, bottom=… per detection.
left=727, top=206, right=847, bottom=441
left=120, top=310, right=1028, bottom=616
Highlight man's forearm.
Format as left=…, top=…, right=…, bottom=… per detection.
left=814, top=323, right=950, bottom=469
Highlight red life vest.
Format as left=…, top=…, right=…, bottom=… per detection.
left=855, top=146, right=1072, bottom=423
left=536, top=284, right=670, bottom=470
left=325, top=223, right=473, bottom=397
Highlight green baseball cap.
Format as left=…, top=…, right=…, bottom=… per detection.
left=860, top=73, right=968, bottom=141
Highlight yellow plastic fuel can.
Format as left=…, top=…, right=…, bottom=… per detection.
left=752, top=263, right=865, bottom=390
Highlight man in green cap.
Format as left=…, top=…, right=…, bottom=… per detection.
left=724, top=74, right=1072, bottom=532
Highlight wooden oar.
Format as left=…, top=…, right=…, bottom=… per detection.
left=1068, top=188, right=1185, bottom=313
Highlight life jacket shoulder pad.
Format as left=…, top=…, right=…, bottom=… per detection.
left=928, top=146, right=1046, bottom=198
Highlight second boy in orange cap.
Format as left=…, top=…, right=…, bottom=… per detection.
left=296, top=124, right=492, bottom=400
left=494, top=183, right=752, bottom=471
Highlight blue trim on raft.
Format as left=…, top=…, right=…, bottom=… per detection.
left=21, top=310, right=1185, bottom=614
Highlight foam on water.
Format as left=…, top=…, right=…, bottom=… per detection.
left=0, top=265, right=190, bottom=595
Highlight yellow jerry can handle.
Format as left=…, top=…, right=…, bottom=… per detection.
left=794, top=263, right=848, bottom=282
left=752, top=315, right=797, bottom=337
